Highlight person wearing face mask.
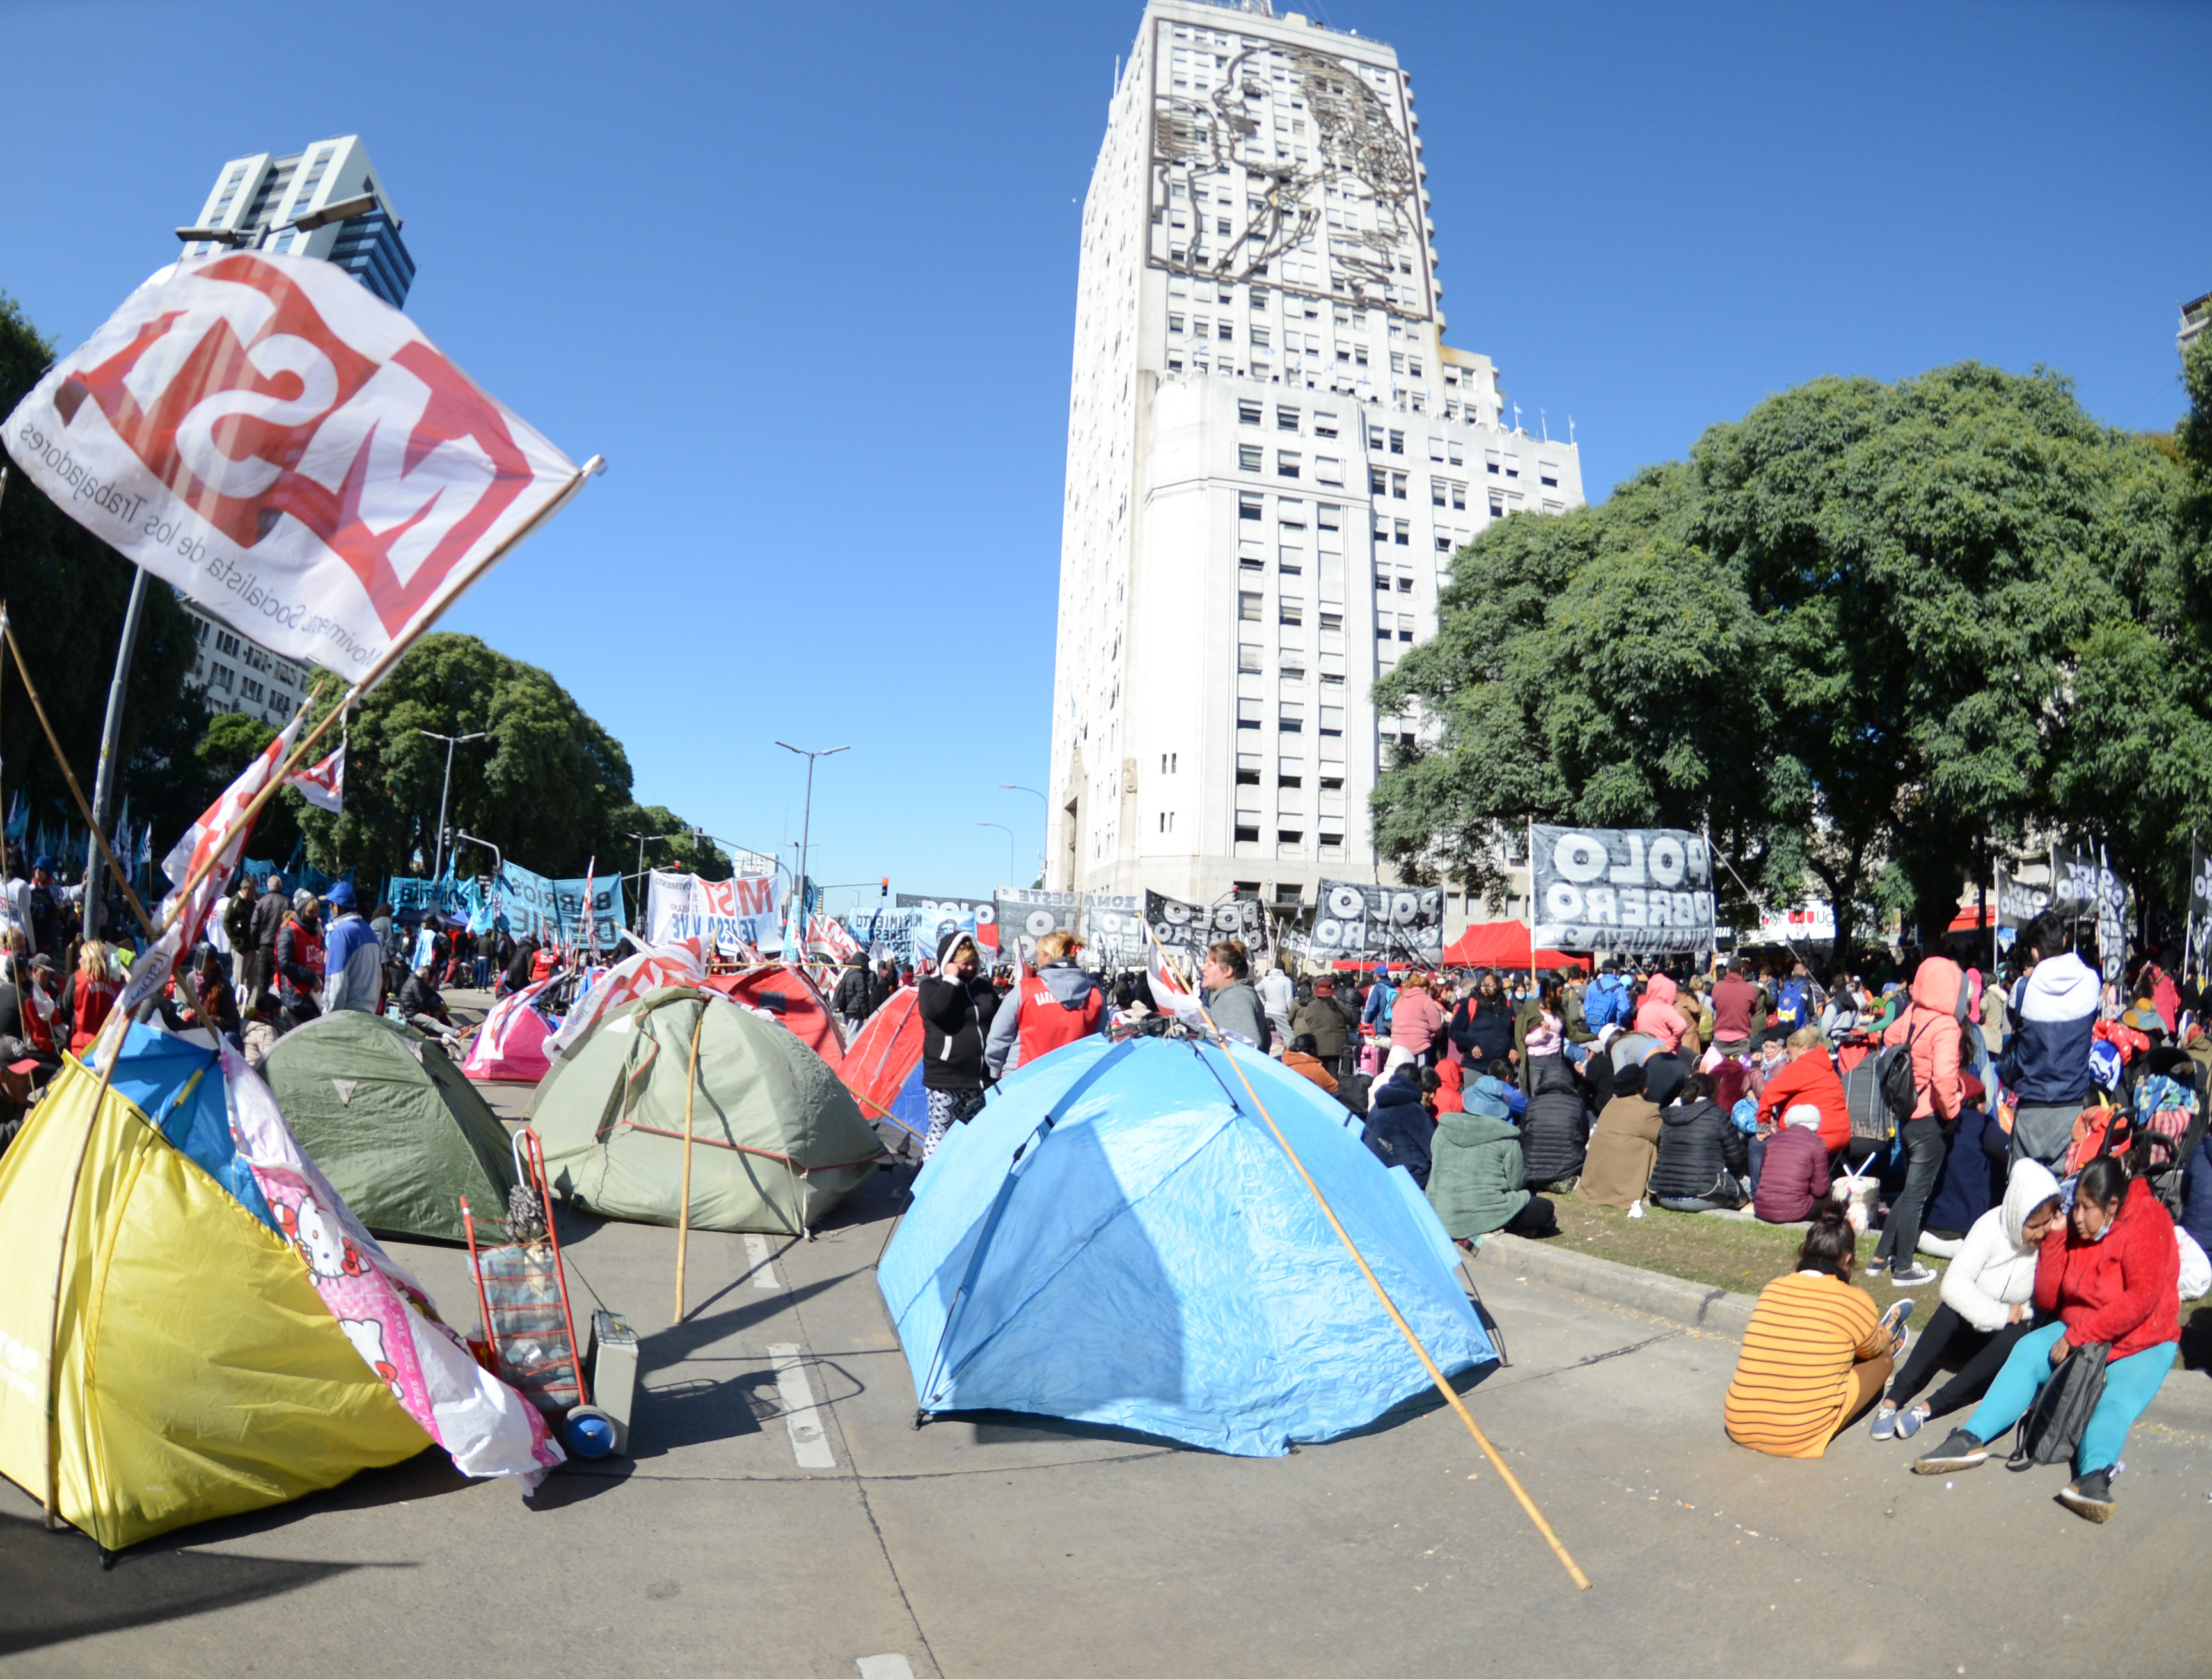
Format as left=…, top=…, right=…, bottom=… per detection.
left=1870, top=1159, right=2060, bottom=1440
left=1914, top=1154, right=2181, bottom=1522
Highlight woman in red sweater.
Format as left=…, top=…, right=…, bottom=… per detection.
left=1913, top=1156, right=2180, bottom=1522
left=1755, top=1026, right=1852, bottom=1156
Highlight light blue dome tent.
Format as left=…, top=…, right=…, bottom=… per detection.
left=878, top=1036, right=1496, bottom=1457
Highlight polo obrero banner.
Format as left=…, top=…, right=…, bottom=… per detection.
left=994, top=888, right=1080, bottom=969
left=3, top=250, right=583, bottom=681
left=1529, top=825, right=1714, bottom=957
left=1311, top=880, right=1444, bottom=966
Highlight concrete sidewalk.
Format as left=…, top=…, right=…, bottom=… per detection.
left=9, top=1136, right=2212, bottom=1677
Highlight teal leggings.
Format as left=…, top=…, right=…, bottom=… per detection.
left=1964, top=1320, right=2177, bottom=1474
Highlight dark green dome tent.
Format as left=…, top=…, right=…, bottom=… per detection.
left=261, top=1011, right=518, bottom=1243
left=531, top=987, right=883, bottom=1235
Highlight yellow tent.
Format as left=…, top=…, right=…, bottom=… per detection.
left=0, top=1051, right=429, bottom=1552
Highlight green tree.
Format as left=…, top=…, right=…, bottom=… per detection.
left=1, top=292, right=200, bottom=867
left=1375, top=362, right=2198, bottom=960
left=292, top=632, right=723, bottom=888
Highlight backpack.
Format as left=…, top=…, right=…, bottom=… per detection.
left=1877, top=1017, right=1932, bottom=1126
left=1584, top=974, right=1632, bottom=1031
left=1776, top=976, right=1811, bottom=1027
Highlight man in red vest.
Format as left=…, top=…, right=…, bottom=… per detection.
left=984, top=930, right=1107, bottom=1081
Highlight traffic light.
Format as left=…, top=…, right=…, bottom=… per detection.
left=880, top=877, right=889, bottom=897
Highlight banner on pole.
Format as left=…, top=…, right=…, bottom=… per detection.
left=1080, top=893, right=1146, bottom=969
left=645, top=869, right=778, bottom=953
left=1144, top=889, right=1271, bottom=975
left=452, top=862, right=623, bottom=953
left=2, top=252, right=578, bottom=681
left=897, top=894, right=998, bottom=959
left=2192, top=843, right=2212, bottom=979
left=1311, top=879, right=1445, bottom=967
left=993, top=888, right=1080, bottom=969
left=1529, top=825, right=1715, bottom=957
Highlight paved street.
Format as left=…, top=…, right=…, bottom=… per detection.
left=10, top=1088, right=2212, bottom=1678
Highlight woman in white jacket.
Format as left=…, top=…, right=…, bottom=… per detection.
left=1870, top=1159, right=2060, bottom=1441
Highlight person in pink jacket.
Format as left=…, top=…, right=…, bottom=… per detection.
left=1870, top=955, right=1966, bottom=1287
left=1634, top=972, right=1690, bottom=1053
left=1384, top=971, right=1447, bottom=1078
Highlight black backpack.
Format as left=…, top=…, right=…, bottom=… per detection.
left=1877, top=1018, right=1933, bottom=1126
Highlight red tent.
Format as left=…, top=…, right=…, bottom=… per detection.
left=839, top=987, right=927, bottom=1138
left=1947, top=905, right=1994, bottom=933
left=701, top=961, right=846, bottom=1070
left=1439, top=920, right=1577, bottom=969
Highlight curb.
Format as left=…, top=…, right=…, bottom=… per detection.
left=1468, top=1231, right=1757, bottom=1338
left=1465, top=1231, right=2212, bottom=1431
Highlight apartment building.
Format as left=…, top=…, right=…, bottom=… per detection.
left=179, top=134, right=415, bottom=308
left=1048, top=0, right=1586, bottom=909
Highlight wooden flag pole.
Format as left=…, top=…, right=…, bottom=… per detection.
left=0, top=619, right=156, bottom=941
left=1203, top=1026, right=1592, bottom=1591
left=673, top=1004, right=706, bottom=1323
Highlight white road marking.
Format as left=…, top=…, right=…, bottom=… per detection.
left=855, top=1659, right=915, bottom=1679
left=768, top=1341, right=835, bottom=1468
left=744, top=1232, right=779, bottom=1291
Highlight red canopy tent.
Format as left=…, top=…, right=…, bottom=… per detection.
left=1439, top=920, right=1577, bottom=970
left=1947, top=905, right=1995, bottom=933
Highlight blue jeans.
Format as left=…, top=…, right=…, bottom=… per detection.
left=1964, top=1320, right=2177, bottom=1474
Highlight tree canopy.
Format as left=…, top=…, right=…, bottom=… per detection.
left=1, top=292, right=202, bottom=861
left=1373, top=358, right=2207, bottom=957
left=268, top=633, right=729, bottom=887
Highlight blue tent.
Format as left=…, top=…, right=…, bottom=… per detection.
left=878, top=1036, right=1494, bottom=1456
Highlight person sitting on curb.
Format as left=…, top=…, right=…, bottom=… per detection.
left=1913, top=1152, right=2181, bottom=1522
left=1580, top=1057, right=1670, bottom=1209
left=1753, top=1102, right=1833, bottom=1224
left=1870, top=1159, right=2060, bottom=1442
left=1428, top=1072, right=1554, bottom=1245
left=1725, top=1200, right=1908, bottom=1458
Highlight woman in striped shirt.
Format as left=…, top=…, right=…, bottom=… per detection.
left=1725, top=1201, right=1907, bottom=1458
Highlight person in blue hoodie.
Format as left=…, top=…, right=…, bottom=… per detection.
left=1998, top=934, right=2099, bottom=1168
left=317, top=880, right=384, bottom=1016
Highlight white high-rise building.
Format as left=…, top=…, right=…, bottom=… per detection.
left=1047, top=0, right=1585, bottom=911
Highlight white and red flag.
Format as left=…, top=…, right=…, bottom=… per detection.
left=286, top=742, right=345, bottom=813
left=115, top=715, right=303, bottom=1024
left=809, top=914, right=862, bottom=964
left=1145, top=931, right=1208, bottom=1030
left=2, top=251, right=581, bottom=681
left=546, top=937, right=707, bottom=1058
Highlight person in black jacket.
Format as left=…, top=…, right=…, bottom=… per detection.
left=1361, top=1065, right=1435, bottom=1188
left=918, top=930, right=995, bottom=1160
left=248, top=873, right=289, bottom=1010
left=832, top=953, right=873, bottom=1033
left=1519, top=1050, right=1593, bottom=1188
left=1450, top=971, right=1519, bottom=1083
left=1650, top=1070, right=1750, bottom=1211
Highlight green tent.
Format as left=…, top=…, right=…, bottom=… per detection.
left=261, top=1012, right=518, bottom=1244
left=532, top=987, right=883, bottom=1235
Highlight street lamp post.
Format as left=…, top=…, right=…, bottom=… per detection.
left=978, top=822, right=1017, bottom=884
left=417, top=729, right=487, bottom=881
left=999, top=783, right=1048, bottom=884
left=775, top=740, right=848, bottom=930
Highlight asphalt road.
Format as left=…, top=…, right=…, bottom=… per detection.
left=8, top=1072, right=2212, bottom=1678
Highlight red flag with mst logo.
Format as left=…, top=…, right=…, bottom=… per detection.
left=2, top=251, right=580, bottom=681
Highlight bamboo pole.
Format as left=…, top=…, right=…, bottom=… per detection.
left=672, top=1003, right=706, bottom=1323
left=0, top=620, right=155, bottom=940
left=1206, top=1035, right=1592, bottom=1590
left=1144, top=922, right=1589, bottom=1589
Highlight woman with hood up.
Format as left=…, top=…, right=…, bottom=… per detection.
left=1870, top=954, right=1968, bottom=1288
left=1632, top=973, right=1692, bottom=1055
left=1427, top=1074, right=1554, bottom=1241
left=1361, top=1063, right=1435, bottom=1188
left=917, top=930, right=997, bottom=1159
left=1870, top=1159, right=2060, bottom=1441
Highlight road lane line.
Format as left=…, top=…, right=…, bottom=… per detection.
left=768, top=1341, right=836, bottom=1468
left=855, top=1659, right=915, bottom=1679
left=745, top=1232, right=779, bottom=1291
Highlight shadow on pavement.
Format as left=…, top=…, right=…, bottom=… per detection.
left=0, top=1508, right=379, bottom=1657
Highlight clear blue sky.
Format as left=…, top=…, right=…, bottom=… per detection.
left=4, top=0, right=2206, bottom=907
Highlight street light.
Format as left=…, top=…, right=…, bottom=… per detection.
left=775, top=741, right=848, bottom=923
left=417, top=729, right=487, bottom=881
left=999, top=783, right=1048, bottom=884
left=978, top=822, right=1017, bottom=884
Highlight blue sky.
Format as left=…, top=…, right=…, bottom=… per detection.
left=4, top=0, right=2206, bottom=908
